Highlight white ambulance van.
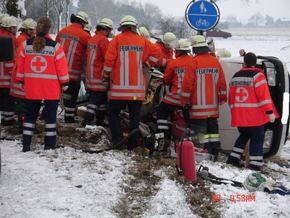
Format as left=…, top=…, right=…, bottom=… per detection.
left=218, top=56, right=289, bottom=158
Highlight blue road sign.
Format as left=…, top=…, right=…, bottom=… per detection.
left=185, top=0, right=220, bottom=31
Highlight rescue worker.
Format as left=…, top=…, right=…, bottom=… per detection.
left=156, top=39, right=192, bottom=147
left=56, top=11, right=91, bottom=123
left=137, top=26, right=150, bottom=39
left=153, top=32, right=177, bottom=73
left=81, top=18, right=114, bottom=127
left=10, top=18, right=37, bottom=133
left=102, top=15, right=161, bottom=150
left=16, top=17, right=69, bottom=152
left=0, top=16, right=18, bottom=126
left=180, top=35, right=227, bottom=161
left=226, top=52, right=278, bottom=171
left=84, top=23, right=92, bottom=36
left=239, top=49, right=246, bottom=56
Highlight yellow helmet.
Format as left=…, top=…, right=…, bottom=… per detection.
left=20, top=18, right=36, bottom=30
left=175, top=39, right=190, bottom=51
left=98, top=18, right=113, bottom=30
left=76, top=11, right=89, bottom=23
left=1, top=16, right=18, bottom=27
left=119, top=15, right=138, bottom=27
left=162, top=32, right=177, bottom=44
left=191, top=35, right=208, bottom=47
left=138, top=26, right=150, bottom=39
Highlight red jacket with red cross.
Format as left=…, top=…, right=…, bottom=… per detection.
left=229, top=67, right=279, bottom=126
left=16, top=36, right=69, bottom=100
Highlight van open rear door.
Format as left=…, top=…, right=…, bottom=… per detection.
left=218, top=56, right=289, bottom=158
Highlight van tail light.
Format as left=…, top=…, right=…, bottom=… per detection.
left=263, top=129, right=273, bottom=151
left=266, top=66, right=276, bottom=86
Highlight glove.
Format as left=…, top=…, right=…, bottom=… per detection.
left=268, top=113, right=276, bottom=123
left=183, top=103, right=191, bottom=110
left=62, top=85, right=69, bottom=91
left=102, top=77, right=110, bottom=90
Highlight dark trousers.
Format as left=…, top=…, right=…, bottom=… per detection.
left=15, top=97, right=25, bottom=129
left=107, top=100, right=142, bottom=149
left=0, top=88, right=15, bottom=123
left=228, top=125, right=264, bottom=169
left=157, top=101, right=182, bottom=140
left=64, top=80, right=80, bottom=123
left=83, top=91, right=107, bottom=125
left=23, top=99, right=59, bottom=148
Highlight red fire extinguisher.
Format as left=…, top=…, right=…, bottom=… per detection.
left=176, top=134, right=196, bottom=182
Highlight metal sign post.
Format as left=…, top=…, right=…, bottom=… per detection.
left=185, top=0, right=220, bottom=35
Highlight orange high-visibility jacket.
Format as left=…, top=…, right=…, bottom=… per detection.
left=16, top=36, right=69, bottom=100
left=10, top=32, right=30, bottom=98
left=0, top=30, right=16, bottom=89
left=103, top=29, right=161, bottom=101
left=153, top=41, right=174, bottom=67
left=162, top=54, right=194, bottom=106
left=180, top=53, right=227, bottom=119
left=229, top=67, right=279, bottom=127
left=85, top=31, right=109, bottom=92
left=55, top=23, right=91, bottom=81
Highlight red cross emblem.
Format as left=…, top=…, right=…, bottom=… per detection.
left=31, top=56, right=47, bottom=73
left=235, top=87, right=248, bottom=102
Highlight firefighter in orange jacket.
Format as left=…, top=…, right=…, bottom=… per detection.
left=102, top=15, right=161, bottom=150
left=226, top=52, right=278, bottom=171
left=0, top=16, right=17, bottom=126
left=81, top=18, right=114, bottom=127
left=16, top=17, right=70, bottom=152
left=55, top=11, right=91, bottom=123
left=153, top=32, right=177, bottom=72
left=156, top=39, right=193, bottom=146
left=180, top=35, right=227, bottom=161
left=10, top=18, right=36, bottom=133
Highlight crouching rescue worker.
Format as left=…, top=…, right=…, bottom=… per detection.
left=81, top=18, right=114, bottom=127
left=102, top=15, right=161, bottom=150
left=226, top=52, right=279, bottom=171
left=156, top=39, right=193, bottom=149
left=180, top=35, right=227, bottom=161
left=16, top=17, right=69, bottom=152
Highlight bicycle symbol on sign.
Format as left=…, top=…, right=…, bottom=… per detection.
left=195, top=18, right=209, bottom=27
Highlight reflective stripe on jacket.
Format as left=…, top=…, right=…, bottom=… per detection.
left=162, top=54, right=193, bottom=106
left=229, top=67, right=278, bottom=126
left=103, top=29, right=161, bottom=101
left=16, top=36, right=69, bottom=100
left=85, top=31, right=109, bottom=92
left=56, top=23, right=91, bottom=81
left=180, top=53, right=227, bottom=119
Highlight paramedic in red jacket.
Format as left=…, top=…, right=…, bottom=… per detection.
left=226, top=52, right=278, bottom=171
left=0, top=16, right=17, bottom=126
left=81, top=18, right=114, bottom=127
left=102, top=15, right=161, bottom=150
left=180, top=35, right=227, bottom=161
left=16, top=17, right=69, bottom=152
left=156, top=39, right=193, bottom=147
left=55, top=11, right=91, bottom=123
left=10, top=18, right=36, bottom=133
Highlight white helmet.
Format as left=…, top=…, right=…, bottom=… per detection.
left=75, top=11, right=89, bottom=23
left=175, top=39, right=190, bottom=51
left=191, top=35, right=208, bottom=48
left=0, top=13, right=9, bottom=25
left=20, top=18, right=36, bottom=30
left=119, top=15, right=138, bottom=27
left=162, top=32, right=177, bottom=44
left=138, top=26, right=150, bottom=39
left=98, top=18, right=113, bottom=30
left=84, top=23, right=92, bottom=32
left=1, top=16, right=18, bottom=27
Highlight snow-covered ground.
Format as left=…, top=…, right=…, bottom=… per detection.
left=1, top=27, right=290, bottom=218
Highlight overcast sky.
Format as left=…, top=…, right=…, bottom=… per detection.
left=138, top=0, right=290, bottom=22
